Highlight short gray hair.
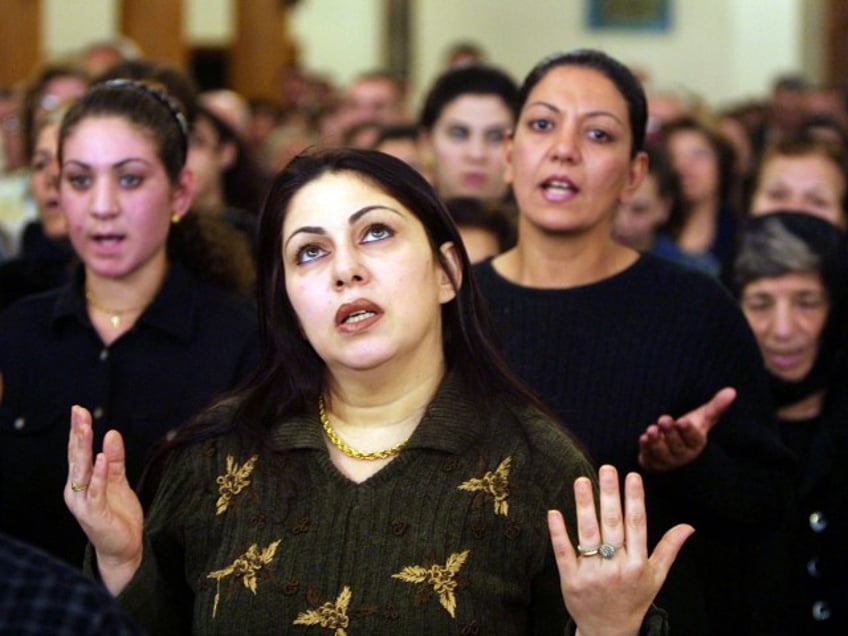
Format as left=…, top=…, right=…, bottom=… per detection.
left=732, top=216, right=821, bottom=291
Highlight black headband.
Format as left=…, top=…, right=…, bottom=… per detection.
left=99, top=78, right=190, bottom=153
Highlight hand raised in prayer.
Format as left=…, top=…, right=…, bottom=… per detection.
left=548, top=465, right=693, bottom=636
left=65, top=405, right=144, bottom=596
left=637, top=387, right=736, bottom=472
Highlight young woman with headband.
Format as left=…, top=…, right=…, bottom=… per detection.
left=0, top=79, right=259, bottom=567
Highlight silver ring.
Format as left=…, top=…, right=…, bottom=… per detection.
left=598, top=543, right=618, bottom=559
left=70, top=480, right=89, bottom=492
left=577, top=542, right=621, bottom=559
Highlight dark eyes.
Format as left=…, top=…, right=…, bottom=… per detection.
left=587, top=129, right=612, bottom=142
left=65, top=174, right=91, bottom=190
left=527, top=118, right=614, bottom=143
left=528, top=118, right=553, bottom=132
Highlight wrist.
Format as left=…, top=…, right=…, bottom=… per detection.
left=96, top=549, right=142, bottom=596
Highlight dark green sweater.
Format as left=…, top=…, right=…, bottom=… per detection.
left=118, top=374, right=659, bottom=634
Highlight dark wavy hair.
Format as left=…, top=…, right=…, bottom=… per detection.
left=245, top=148, right=539, bottom=423
left=58, top=79, right=189, bottom=181
left=516, top=49, right=647, bottom=157
left=58, top=80, right=252, bottom=295
left=141, top=148, right=552, bottom=488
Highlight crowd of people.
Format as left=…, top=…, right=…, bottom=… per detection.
left=0, top=34, right=846, bottom=635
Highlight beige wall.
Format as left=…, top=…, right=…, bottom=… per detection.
left=411, top=0, right=819, bottom=111
left=43, top=0, right=118, bottom=59
left=40, top=0, right=823, bottom=110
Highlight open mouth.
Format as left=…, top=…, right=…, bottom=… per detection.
left=335, top=299, right=383, bottom=330
left=90, top=232, right=126, bottom=251
left=540, top=177, right=578, bottom=199
left=343, top=309, right=377, bottom=324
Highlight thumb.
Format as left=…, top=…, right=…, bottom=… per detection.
left=649, top=523, right=695, bottom=578
left=702, top=387, right=736, bottom=429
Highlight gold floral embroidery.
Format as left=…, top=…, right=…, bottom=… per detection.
left=457, top=456, right=511, bottom=516
left=207, top=539, right=281, bottom=618
left=215, top=454, right=258, bottom=515
left=392, top=550, right=470, bottom=618
left=293, top=586, right=352, bottom=635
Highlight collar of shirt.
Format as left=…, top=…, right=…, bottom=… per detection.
left=50, top=262, right=199, bottom=344
left=269, top=371, right=488, bottom=456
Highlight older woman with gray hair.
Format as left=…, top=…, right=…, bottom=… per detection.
left=730, top=210, right=848, bottom=634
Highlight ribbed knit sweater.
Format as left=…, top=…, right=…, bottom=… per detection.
left=474, top=253, right=793, bottom=635
left=113, top=374, right=670, bottom=635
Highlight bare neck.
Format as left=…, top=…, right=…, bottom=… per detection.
left=493, top=223, right=639, bottom=289
left=321, top=360, right=446, bottom=484
left=85, top=254, right=168, bottom=345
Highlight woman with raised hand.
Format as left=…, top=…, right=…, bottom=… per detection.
left=473, top=49, right=793, bottom=635
left=0, top=80, right=259, bottom=568
left=67, top=147, right=690, bottom=635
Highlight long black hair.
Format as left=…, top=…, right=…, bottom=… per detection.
left=141, top=148, right=554, bottom=497
left=248, top=148, right=542, bottom=423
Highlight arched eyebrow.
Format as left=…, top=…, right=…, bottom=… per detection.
left=62, top=158, right=153, bottom=171
left=523, top=100, right=624, bottom=126
left=283, top=204, right=401, bottom=249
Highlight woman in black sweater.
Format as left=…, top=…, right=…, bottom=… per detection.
left=474, top=48, right=793, bottom=635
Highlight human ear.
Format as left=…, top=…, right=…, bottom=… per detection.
left=170, top=167, right=197, bottom=222
left=437, top=241, right=462, bottom=304
left=618, top=150, right=648, bottom=205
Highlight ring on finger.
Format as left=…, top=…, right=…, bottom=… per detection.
left=70, top=480, right=89, bottom=493
left=577, top=542, right=622, bottom=559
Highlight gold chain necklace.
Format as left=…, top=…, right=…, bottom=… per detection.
left=85, top=288, right=147, bottom=328
left=318, top=395, right=408, bottom=461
